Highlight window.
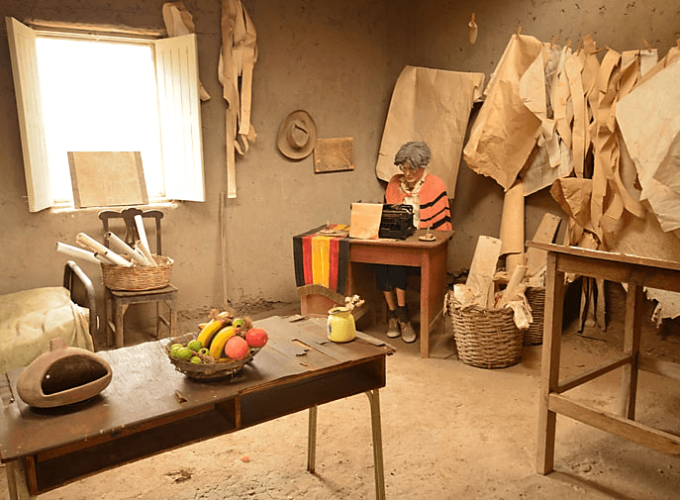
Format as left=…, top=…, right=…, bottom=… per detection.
left=6, top=17, right=205, bottom=212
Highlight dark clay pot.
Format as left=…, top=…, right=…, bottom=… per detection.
left=17, top=338, right=112, bottom=408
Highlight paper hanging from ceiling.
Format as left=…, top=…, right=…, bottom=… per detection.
left=463, top=34, right=546, bottom=191
left=375, top=66, right=485, bottom=198
left=616, top=57, right=680, bottom=232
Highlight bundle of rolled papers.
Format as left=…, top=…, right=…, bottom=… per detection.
left=56, top=215, right=158, bottom=267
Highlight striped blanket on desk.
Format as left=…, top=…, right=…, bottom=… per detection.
left=293, top=224, right=350, bottom=294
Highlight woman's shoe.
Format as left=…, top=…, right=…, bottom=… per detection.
left=386, top=310, right=401, bottom=338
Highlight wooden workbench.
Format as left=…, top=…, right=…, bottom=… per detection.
left=529, top=242, right=680, bottom=475
left=0, top=316, right=394, bottom=500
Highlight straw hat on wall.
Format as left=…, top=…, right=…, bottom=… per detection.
left=277, top=110, right=317, bottom=160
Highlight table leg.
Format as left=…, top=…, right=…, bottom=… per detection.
left=420, top=253, right=432, bottom=359
left=419, top=245, right=448, bottom=358
left=620, top=284, right=643, bottom=419
left=6, top=460, right=33, bottom=500
left=307, top=405, right=318, bottom=473
left=114, top=303, right=128, bottom=349
left=365, top=389, right=386, bottom=500
left=105, top=290, right=113, bottom=347
left=536, top=252, right=565, bottom=474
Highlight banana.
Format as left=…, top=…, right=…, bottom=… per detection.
left=197, top=318, right=227, bottom=348
left=209, top=326, right=236, bottom=359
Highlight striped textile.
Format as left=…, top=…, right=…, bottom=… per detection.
left=293, top=224, right=350, bottom=294
left=385, top=173, right=452, bottom=230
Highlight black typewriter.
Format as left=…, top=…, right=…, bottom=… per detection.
left=379, top=204, right=416, bottom=239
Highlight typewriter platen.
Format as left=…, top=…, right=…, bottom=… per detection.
left=379, top=204, right=416, bottom=239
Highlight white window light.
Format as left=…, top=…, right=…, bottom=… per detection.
left=6, top=17, right=205, bottom=212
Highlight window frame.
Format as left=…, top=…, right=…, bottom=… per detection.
left=6, top=17, right=205, bottom=212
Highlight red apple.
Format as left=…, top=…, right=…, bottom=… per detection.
left=245, top=328, right=268, bottom=348
left=224, top=336, right=249, bottom=360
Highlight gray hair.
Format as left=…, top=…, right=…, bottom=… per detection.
left=394, top=141, right=431, bottom=169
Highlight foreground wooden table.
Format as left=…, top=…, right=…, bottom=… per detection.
left=529, top=242, right=680, bottom=474
left=0, top=316, right=394, bottom=500
left=349, top=229, right=454, bottom=358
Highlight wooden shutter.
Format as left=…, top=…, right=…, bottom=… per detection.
left=6, top=17, right=52, bottom=212
left=154, top=34, right=205, bottom=202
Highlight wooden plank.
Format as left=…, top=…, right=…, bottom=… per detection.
left=556, top=354, right=630, bottom=393
left=68, top=151, right=148, bottom=208
left=526, top=214, right=561, bottom=278
left=466, top=235, right=502, bottom=308
left=548, top=393, right=680, bottom=456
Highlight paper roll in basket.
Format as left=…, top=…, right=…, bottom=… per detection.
left=101, top=255, right=173, bottom=291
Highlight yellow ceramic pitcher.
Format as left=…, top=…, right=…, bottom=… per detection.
left=327, top=306, right=356, bottom=343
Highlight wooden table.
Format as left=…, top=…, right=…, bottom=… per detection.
left=530, top=242, right=680, bottom=475
left=349, top=229, right=454, bottom=358
left=0, top=316, right=394, bottom=500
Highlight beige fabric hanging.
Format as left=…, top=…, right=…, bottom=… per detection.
left=219, top=0, right=258, bottom=198
left=162, top=2, right=211, bottom=101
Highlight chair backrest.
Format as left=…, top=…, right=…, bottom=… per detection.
left=99, top=208, right=164, bottom=255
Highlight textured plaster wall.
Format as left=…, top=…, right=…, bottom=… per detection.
left=0, top=0, right=679, bottom=331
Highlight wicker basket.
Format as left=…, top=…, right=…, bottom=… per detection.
left=524, top=287, right=546, bottom=345
left=445, top=291, right=524, bottom=369
left=101, top=255, right=173, bottom=291
left=165, top=332, right=259, bottom=381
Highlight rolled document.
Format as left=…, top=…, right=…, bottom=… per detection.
left=136, top=242, right=158, bottom=267
left=75, top=233, right=132, bottom=267
left=56, top=242, right=107, bottom=265
left=133, top=215, right=157, bottom=266
left=106, top=232, right=148, bottom=266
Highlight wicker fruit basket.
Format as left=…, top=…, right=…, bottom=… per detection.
left=445, top=291, right=524, bottom=369
left=101, top=255, right=173, bottom=291
left=164, top=332, right=259, bottom=381
left=524, top=286, right=546, bottom=345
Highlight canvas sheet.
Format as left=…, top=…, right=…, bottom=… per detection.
left=376, top=66, right=485, bottom=197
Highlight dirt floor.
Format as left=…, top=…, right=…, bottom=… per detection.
left=1, top=282, right=679, bottom=500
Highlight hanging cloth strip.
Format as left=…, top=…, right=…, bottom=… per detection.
left=293, top=225, right=350, bottom=294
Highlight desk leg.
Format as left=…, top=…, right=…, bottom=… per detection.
left=536, top=253, right=565, bottom=474
left=419, top=246, right=448, bottom=359
left=6, top=460, right=33, bottom=500
left=365, top=389, right=386, bottom=500
left=620, top=284, right=643, bottom=419
left=307, top=405, right=318, bottom=473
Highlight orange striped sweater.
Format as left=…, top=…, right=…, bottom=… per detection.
left=384, top=173, right=452, bottom=230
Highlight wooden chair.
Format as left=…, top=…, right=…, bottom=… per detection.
left=99, top=208, right=178, bottom=348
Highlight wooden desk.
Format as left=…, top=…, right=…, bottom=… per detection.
left=0, top=316, right=394, bottom=500
left=349, top=229, right=454, bottom=358
left=530, top=242, right=680, bottom=475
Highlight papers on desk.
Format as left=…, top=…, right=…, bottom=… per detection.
left=349, top=203, right=382, bottom=240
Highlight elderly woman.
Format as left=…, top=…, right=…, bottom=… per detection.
left=376, top=141, right=451, bottom=343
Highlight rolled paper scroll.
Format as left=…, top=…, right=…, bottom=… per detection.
left=133, top=215, right=157, bottom=266
left=106, top=232, right=148, bottom=266
left=56, top=242, right=108, bottom=265
left=75, top=233, right=132, bottom=267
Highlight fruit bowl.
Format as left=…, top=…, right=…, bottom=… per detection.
left=164, top=332, right=260, bottom=381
